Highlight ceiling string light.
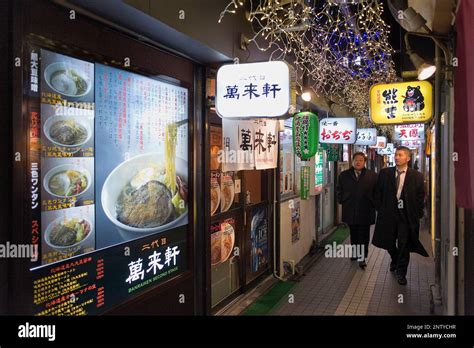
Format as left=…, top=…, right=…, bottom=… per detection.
left=219, top=0, right=399, bottom=139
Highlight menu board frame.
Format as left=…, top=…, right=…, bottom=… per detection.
left=10, top=22, right=197, bottom=315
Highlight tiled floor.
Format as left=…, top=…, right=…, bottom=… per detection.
left=273, top=226, right=435, bottom=316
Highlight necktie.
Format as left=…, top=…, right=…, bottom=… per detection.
left=396, top=170, right=405, bottom=192
left=355, top=170, right=360, bottom=180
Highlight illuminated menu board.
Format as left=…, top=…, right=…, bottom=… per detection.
left=27, top=47, right=189, bottom=315
left=32, top=227, right=187, bottom=315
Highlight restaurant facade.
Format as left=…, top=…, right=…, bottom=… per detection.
left=0, top=0, right=473, bottom=316
left=0, top=0, right=347, bottom=316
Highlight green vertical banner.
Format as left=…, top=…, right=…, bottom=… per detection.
left=315, top=148, right=323, bottom=187
left=293, top=112, right=318, bottom=160
left=300, top=165, right=310, bottom=200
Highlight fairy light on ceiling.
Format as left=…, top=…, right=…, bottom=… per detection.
left=218, top=0, right=398, bottom=136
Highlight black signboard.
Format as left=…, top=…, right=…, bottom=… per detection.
left=32, top=225, right=187, bottom=315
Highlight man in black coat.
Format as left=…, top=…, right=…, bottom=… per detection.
left=336, top=152, right=378, bottom=269
left=372, top=146, right=428, bottom=285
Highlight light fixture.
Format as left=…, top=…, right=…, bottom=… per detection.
left=302, top=91, right=312, bottom=102
left=417, top=63, right=436, bottom=80
left=408, top=51, right=436, bottom=80
left=404, top=33, right=436, bottom=81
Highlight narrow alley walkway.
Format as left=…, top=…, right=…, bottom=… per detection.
left=273, top=226, right=435, bottom=316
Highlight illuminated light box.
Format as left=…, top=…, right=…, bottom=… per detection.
left=369, top=136, right=387, bottom=149
left=319, top=117, right=356, bottom=144
left=370, top=81, right=433, bottom=124
left=394, top=123, right=425, bottom=141
left=216, top=61, right=290, bottom=118
left=354, top=128, right=377, bottom=145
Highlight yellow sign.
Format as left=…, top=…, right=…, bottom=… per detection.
left=370, top=81, right=433, bottom=124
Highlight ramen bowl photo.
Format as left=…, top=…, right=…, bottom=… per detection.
left=44, top=62, right=91, bottom=98
left=43, top=164, right=91, bottom=199
left=44, top=215, right=93, bottom=255
left=101, top=152, right=188, bottom=235
left=44, top=115, right=92, bottom=151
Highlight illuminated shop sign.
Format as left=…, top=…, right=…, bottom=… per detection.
left=293, top=111, right=318, bottom=160
left=394, top=123, right=425, bottom=141
left=319, top=118, right=356, bottom=144
left=369, top=136, right=387, bottom=149
left=354, top=128, right=377, bottom=145
left=216, top=61, right=290, bottom=118
left=377, top=143, right=395, bottom=155
left=370, top=81, right=433, bottom=124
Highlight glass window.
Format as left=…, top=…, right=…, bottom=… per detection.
left=279, top=127, right=296, bottom=198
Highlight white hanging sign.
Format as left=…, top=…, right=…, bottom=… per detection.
left=254, top=119, right=279, bottom=170
left=216, top=61, right=290, bottom=118
left=369, top=136, right=387, bottom=149
left=319, top=118, right=356, bottom=144
left=355, top=128, right=377, bottom=145
left=377, top=143, right=395, bottom=155
left=400, top=140, right=422, bottom=148
left=394, top=123, right=425, bottom=141
left=221, top=119, right=278, bottom=171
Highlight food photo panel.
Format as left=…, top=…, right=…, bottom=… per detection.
left=94, top=63, right=189, bottom=248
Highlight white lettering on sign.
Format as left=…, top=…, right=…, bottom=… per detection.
left=216, top=61, right=290, bottom=118
left=31, top=162, right=39, bottom=209
left=18, top=322, right=56, bottom=341
left=125, top=245, right=181, bottom=284
left=30, top=51, right=39, bottom=92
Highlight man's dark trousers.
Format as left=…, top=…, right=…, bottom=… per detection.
left=387, top=209, right=410, bottom=276
left=349, top=224, right=370, bottom=259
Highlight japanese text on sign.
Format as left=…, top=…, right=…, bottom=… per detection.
left=370, top=81, right=433, bottom=124
left=355, top=128, right=377, bottom=146
left=319, top=118, right=356, bottom=144
left=126, top=245, right=181, bottom=284
left=216, top=61, right=290, bottom=118
left=394, top=123, right=425, bottom=141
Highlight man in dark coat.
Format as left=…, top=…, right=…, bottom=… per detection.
left=336, top=152, right=378, bottom=269
left=372, top=146, right=428, bottom=285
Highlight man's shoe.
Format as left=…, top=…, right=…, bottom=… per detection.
left=396, top=273, right=407, bottom=285
left=358, top=260, right=367, bottom=269
left=390, top=262, right=396, bottom=272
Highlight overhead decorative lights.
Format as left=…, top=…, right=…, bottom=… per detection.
left=219, top=0, right=398, bottom=139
